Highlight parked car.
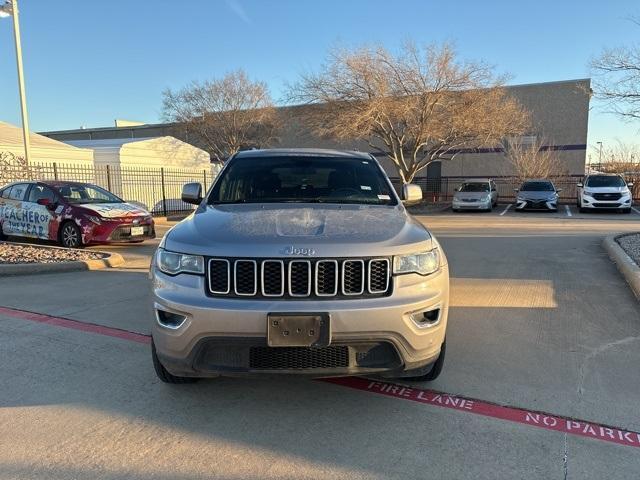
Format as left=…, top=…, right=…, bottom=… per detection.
left=576, top=174, right=633, bottom=213
left=150, top=148, right=449, bottom=383
left=514, top=179, right=560, bottom=211
left=0, top=181, right=155, bottom=248
left=452, top=178, right=498, bottom=212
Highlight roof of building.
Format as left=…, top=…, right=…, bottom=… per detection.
left=37, top=78, right=592, bottom=138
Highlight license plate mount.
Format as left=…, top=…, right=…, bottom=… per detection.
left=267, top=313, right=330, bottom=347
left=130, top=226, right=144, bottom=236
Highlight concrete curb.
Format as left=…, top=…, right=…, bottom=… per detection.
left=0, top=242, right=125, bottom=277
left=603, top=234, right=640, bottom=301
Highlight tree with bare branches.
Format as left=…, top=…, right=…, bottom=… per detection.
left=591, top=23, right=640, bottom=121
left=590, top=141, right=640, bottom=174
left=162, top=70, right=280, bottom=162
left=287, top=42, right=529, bottom=183
left=502, top=137, right=568, bottom=181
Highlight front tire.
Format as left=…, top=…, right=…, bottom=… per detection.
left=151, top=341, right=198, bottom=384
left=59, top=221, right=83, bottom=249
left=405, top=340, right=446, bottom=382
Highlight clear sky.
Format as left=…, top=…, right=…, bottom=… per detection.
left=0, top=0, right=638, bottom=154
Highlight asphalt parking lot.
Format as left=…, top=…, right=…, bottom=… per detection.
left=1, top=210, right=639, bottom=479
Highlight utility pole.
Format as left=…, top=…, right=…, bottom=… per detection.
left=1, top=0, right=32, bottom=163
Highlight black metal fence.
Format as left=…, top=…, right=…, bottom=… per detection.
left=1, top=162, right=217, bottom=216
left=390, top=175, right=640, bottom=203
left=4, top=162, right=639, bottom=214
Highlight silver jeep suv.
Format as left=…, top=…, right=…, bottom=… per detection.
left=150, top=149, right=449, bottom=383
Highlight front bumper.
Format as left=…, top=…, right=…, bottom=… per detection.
left=452, top=199, right=491, bottom=210
left=580, top=195, right=632, bottom=210
left=84, top=221, right=156, bottom=244
left=150, top=263, right=449, bottom=377
left=515, top=199, right=557, bottom=210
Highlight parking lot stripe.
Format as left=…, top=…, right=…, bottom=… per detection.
left=0, top=306, right=151, bottom=344
left=632, top=207, right=640, bottom=215
left=3, top=304, right=640, bottom=450
left=564, top=205, right=572, bottom=217
left=322, top=377, right=640, bottom=449
left=499, top=204, right=512, bottom=216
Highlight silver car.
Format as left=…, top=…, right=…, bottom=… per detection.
left=452, top=179, right=498, bottom=212
left=150, top=149, right=449, bottom=383
left=515, top=179, right=560, bottom=211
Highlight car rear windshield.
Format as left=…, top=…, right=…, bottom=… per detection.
left=208, top=156, right=398, bottom=205
left=459, top=183, right=490, bottom=192
left=53, top=183, right=123, bottom=204
left=585, top=176, right=626, bottom=188
left=520, top=181, right=554, bottom=191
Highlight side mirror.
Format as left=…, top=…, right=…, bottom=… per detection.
left=628, top=182, right=634, bottom=187
left=556, top=189, right=563, bottom=193
left=513, top=188, right=519, bottom=192
left=402, top=184, right=422, bottom=205
left=577, top=183, right=583, bottom=188
left=181, top=182, right=203, bottom=205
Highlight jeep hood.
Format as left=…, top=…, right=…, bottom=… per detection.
left=164, top=204, right=433, bottom=258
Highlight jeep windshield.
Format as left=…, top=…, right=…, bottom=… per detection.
left=586, top=175, right=626, bottom=188
left=208, top=156, right=398, bottom=205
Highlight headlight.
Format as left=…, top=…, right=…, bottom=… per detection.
left=84, top=215, right=102, bottom=225
left=156, top=248, right=204, bottom=275
left=393, top=249, right=440, bottom=276
left=483, top=195, right=491, bottom=202
left=584, top=190, right=599, bottom=197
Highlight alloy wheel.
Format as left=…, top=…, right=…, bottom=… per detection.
left=62, top=224, right=80, bottom=248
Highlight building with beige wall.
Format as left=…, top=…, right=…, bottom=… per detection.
left=40, top=78, right=590, bottom=181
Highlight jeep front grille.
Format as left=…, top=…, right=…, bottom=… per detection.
left=207, top=257, right=391, bottom=299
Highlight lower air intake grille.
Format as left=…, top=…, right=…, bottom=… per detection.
left=249, top=346, right=349, bottom=370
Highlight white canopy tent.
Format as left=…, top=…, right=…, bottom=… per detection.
left=64, top=136, right=210, bottom=169
left=0, top=121, right=93, bottom=165
left=63, top=136, right=213, bottom=213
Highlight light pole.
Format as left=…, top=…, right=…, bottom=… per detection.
left=1, top=0, right=31, bottom=164
left=596, top=141, right=603, bottom=165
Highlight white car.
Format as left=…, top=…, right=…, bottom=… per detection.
left=577, top=174, right=633, bottom=213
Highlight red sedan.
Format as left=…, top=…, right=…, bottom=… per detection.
left=0, top=181, right=155, bottom=248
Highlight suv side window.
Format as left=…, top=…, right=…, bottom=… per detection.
left=7, top=183, right=29, bottom=201
left=0, top=186, right=11, bottom=199
left=28, top=184, right=57, bottom=204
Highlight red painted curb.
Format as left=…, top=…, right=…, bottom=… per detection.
left=0, top=306, right=151, bottom=345
left=321, top=377, right=640, bottom=449
left=2, top=305, right=639, bottom=449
